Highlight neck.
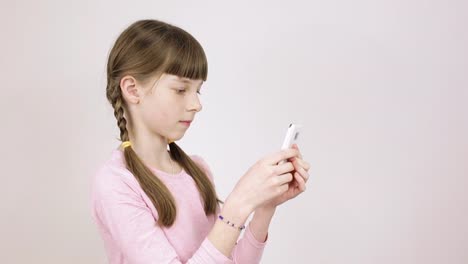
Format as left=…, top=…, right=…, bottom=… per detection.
left=126, top=128, right=174, bottom=172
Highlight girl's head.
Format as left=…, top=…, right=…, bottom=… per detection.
left=105, top=19, right=219, bottom=227
left=106, top=19, right=207, bottom=143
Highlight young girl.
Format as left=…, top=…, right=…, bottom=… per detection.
left=91, top=19, right=311, bottom=264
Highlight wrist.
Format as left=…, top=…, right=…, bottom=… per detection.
left=257, top=203, right=277, bottom=213
left=249, top=205, right=275, bottom=243
left=223, top=194, right=253, bottom=224
left=255, top=205, right=276, bottom=217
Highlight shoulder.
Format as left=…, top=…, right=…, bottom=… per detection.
left=189, top=154, right=214, bottom=181
left=90, top=152, right=214, bottom=199
left=189, top=154, right=209, bottom=168
left=90, top=156, right=142, bottom=203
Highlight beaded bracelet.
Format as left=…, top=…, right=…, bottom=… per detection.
left=218, top=214, right=246, bottom=231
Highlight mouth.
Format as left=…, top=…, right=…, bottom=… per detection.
left=180, top=120, right=192, bottom=126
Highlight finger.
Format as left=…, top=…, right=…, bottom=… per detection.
left=294, top=172, right=307, bottom=192
left=293, top=181, right=299, bottom=188
left=293, top=158, right=311, bottom=173
left=266, top=148, right=300, bottom=165
left=276, top=172, right=294, bottom=185
left=290, top=158, right=310, bottom=182
left=290, top=176, right=299, bottom=189
left=274, top=161, right=295, bottom=175
left=302, top=160, right=311, bottom=171
left=302, top=168, right=310, bottom=183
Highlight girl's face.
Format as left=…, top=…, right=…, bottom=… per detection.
left=127, top=73, right=203, bottom=142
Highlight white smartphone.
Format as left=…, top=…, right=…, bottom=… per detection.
left=278, top=123, right=303, bottom=165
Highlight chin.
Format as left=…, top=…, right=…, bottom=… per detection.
left=168, top=133, right=185, bottom=143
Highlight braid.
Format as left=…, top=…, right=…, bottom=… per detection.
left=114, top=97, right=129, bottom=142
left=107, top=79, right=129, bottom=142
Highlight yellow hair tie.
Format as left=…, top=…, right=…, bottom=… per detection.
left=121, top=141, right=132, bottom=148
left=168, top=139, right=174, bottom=144
left=122, top=140, right=172, bottom=148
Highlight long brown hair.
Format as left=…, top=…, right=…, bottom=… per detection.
left=105, top=19, right=221, bottom=227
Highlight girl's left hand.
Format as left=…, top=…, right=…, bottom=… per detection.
left=261, top=143, right=311, bottom=209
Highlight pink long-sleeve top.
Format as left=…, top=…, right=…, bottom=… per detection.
left=90, top=148, right=268, bottom=263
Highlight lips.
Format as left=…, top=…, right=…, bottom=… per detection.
left=180, top=120, right=192, bottom=127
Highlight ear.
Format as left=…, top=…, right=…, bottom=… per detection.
left=120, top=75, right=141, bottom=104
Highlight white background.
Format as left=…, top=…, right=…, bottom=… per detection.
left=1, top=0, right=467, bottom=263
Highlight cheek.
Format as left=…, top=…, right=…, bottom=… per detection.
left=140, top=91, right=182, bottom=132
left=144, top=106, right=168, bottom=124
left=142, top=102, right=177, bottom=130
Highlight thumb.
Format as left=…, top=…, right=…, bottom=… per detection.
left=291, top=144, right=302, bottom=159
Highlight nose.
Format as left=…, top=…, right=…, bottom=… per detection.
left=187, top=94, right=203, bottom=112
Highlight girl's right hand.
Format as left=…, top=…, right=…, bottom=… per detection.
left=227, top=148, right=300, bottom=214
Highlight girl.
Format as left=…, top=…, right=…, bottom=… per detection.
left=91, top=19, right=311, bottom=264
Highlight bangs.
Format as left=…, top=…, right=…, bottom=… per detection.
left=161, top=29, right=208, bottom=81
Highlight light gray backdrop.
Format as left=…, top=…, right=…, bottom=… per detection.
left=1, top=0, right=467, bottom=263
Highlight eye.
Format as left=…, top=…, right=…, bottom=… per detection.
left=176, top=89, right=202, bottom=95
